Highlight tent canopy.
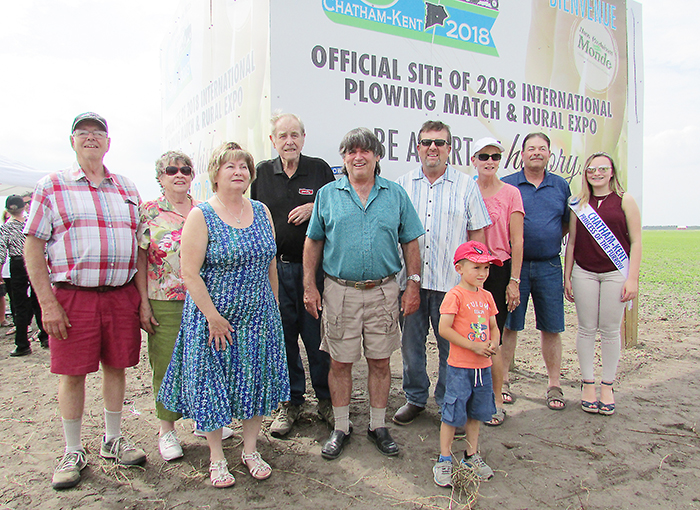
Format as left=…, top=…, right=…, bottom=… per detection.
left=0, top=155, right=49, bottom=196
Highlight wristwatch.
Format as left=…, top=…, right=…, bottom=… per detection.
left=407, top=274, right=421, bottom=284
left=510, top=277, right=521, bottom=284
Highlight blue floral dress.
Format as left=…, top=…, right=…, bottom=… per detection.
left=158, top=200, right=290, bottom=430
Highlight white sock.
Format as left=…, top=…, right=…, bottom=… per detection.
left=62, top=418, right=83, bottom=453
left=369, top=407, right=386, bottom=431
left=333, top=406, right=350, bottom=434
left=104, top=409, right=122, bottom=443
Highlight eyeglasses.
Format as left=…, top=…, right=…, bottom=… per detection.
left=586, top=166, right=611, bottom=174
left=419, top=139, right=449, bottom=147
left=72, top=129, right=108, bottom=139
left=477, top=153, right=502, bottom=161
left=164, top=166, right=193, bottom=176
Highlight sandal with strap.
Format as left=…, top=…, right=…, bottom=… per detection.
left=502, top=381, right=515, bottom=405
left=241, top=450, right=271, bottom=480
left=581, top=381, right=599, bottom=414
left=546, top=386, right=566, bottom=410
left=485, top=407, right=506, bottom=426
left=209, top=459, right=235, bottom=488
left=598, top=381, right=615, bottom=416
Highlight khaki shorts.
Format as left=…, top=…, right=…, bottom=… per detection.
left=320, top=276, right=401, bottom=363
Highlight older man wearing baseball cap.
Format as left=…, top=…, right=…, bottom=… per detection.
left=24, top=112, right=146, bottom=490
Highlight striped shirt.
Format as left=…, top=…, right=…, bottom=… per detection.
left=24, top=163, right=141, bottom=287
left=0, top=218, right=27, bottom=264
left=396, top=165, right=491, bottom=292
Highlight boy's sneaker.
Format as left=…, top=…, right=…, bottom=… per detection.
left=100, top=435, right=147, bottom=466
left=52, top=449, right=87, bottom=490
left=433, top=458, right=453, bottom=487
left=461, top=452, right=494, bottom=480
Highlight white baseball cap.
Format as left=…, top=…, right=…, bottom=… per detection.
left=472, top=137, right=504, bottom=156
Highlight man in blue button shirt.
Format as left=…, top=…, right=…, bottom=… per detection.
left=304, top=127, right=424, bottom=460
left=501, top=132, right=571, bottom=411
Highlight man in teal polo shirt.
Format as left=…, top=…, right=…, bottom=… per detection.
left=304, top=127, right=424, bottom=460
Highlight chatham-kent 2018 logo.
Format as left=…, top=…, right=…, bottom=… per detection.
left=322, top=0, right=500, bottom=56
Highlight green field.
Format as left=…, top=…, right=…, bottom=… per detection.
left=639, top=230, right=700, bottom=320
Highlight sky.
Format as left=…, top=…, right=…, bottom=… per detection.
left=0, top=0, right=698, bottom=226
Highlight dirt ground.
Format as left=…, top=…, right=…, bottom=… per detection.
left=1, top=298, right=699, bottom=510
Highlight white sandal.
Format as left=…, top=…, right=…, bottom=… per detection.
left=209, top=459, right=235, bottom=488
left=241, top=451, right=271, bottom=480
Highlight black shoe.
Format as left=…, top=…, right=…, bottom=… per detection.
left=10, top=346, right=31, bottom=357
left=392, top=402, right=424, bottom=426
left=321, top=427, right=352, bottom=460
left=367, top=427, right=399, bottom=456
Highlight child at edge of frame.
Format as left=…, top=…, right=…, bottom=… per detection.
left=432, top=240, right=502, bottom=487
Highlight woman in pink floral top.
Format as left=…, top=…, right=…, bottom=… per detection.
left=135, top=150, right=235, bottom=461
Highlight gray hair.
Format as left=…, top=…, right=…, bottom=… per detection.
left=270, top=112, right=305, bottom=137
left=155, top=151, right=194, bottom=187
left=338, top=127, right=384, bottom=175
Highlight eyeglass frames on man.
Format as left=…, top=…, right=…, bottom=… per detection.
left=72, top=129, right=108, bottom=139
left=419, top=139, right=449, bottom=147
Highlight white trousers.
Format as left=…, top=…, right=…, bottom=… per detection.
left=571, top=263, right=626, bottom=382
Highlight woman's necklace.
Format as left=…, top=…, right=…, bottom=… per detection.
left=215, top=194, right=242, bottom=224
left=593, top=193, right=611, bottom=208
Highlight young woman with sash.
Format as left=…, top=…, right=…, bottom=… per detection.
left=564, top=152, right=642, bottom=416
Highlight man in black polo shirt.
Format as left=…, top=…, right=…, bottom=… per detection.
left=252, top=112, right=336, bottom=437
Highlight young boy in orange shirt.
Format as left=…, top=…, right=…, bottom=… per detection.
left=433, top=241, right=501, bottom=486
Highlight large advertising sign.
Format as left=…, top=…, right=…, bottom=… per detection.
left=161, top=0, right=271, bottom=199
left=162, top=0, right=638, bottom=197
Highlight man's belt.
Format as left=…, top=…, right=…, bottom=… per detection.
left=277, top=253, right=301, bottom=264
left=54, top=280, right=133, bottom=293
left=325, top=274, right=395, bottom=290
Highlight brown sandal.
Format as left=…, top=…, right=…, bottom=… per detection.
left=502, top=381, right=515, bottom=404
left=546, top=386, right=566, bottom=410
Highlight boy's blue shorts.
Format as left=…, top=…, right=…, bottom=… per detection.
left=440, top=365, right=496, bottom=426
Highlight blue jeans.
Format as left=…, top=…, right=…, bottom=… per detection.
left=400, top=289, right=449, bottom=408
left=505, top=257, right=565, bottom=333
left=277, top=261, right=330, bottom=405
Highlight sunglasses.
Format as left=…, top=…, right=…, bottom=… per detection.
left=419, top=139, right=449, bottom=147
left=477, top=153, right=502, bottom=161
left=164, top=166, right=193, bottom=176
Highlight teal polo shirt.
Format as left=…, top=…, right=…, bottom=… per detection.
left=307, top=175, right=425, bottom=281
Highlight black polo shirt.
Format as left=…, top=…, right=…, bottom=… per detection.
left=252, top=154, right=335, bottom=263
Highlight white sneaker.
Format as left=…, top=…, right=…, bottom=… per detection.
left=159, top=430, right=183, bottom=461
left=433, top=458, right=453, bottom=487
left=193, top=425, right=235, bottom=440
left=462, top=452, right=494, bottom=480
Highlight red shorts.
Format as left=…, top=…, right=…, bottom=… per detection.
left=49, top=282, right=142, bottom=375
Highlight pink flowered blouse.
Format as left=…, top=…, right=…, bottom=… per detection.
left=137, top=195, right=199, bottom=301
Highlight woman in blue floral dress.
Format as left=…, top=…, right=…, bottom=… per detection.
left=159, top=142, right=289, bottom=488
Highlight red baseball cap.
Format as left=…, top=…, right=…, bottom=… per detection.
left=453, top=241, right=503, bottom=266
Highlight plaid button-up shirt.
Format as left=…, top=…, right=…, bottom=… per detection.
left=24, top=162, right=141, bottom=287
left=396, top=165, right=491, bottom=293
